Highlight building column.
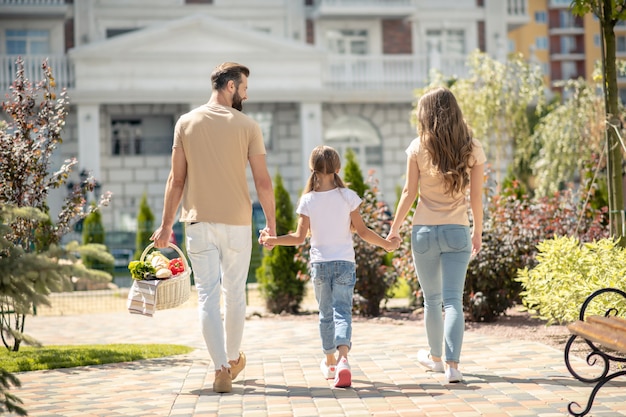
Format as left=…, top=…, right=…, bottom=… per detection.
left=299, top=102, right=323, bottom=185
left=77, top=104, right=101, bottom=180
left=484, top=0, right=508, bottom=62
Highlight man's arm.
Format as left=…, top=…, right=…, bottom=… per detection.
left=249, top=154, right=276, bottom=236
left=151, top=146, right=187, bottom=248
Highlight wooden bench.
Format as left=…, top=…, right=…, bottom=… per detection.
left=564, top=288, right=626, bottom=417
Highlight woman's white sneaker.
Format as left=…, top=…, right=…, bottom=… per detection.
left=445, top=367, right=463, bottom=383
left=417, top=350, right=444, bottom=373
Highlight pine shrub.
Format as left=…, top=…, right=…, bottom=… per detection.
left=256, top=173, right=307, bottom=313
left=134, top=193, right=155, bottom=259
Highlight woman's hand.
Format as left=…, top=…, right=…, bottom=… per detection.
left=471, top=232, right=482, bottom=256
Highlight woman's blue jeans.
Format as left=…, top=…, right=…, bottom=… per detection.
left=311, top=261, right=356, bottom=354
left=412, top=224, right=471, bottom=363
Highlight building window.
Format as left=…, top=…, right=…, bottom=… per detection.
left=595, top=34, right=601, bottom=47
left=536, top=37, right=548, bottom=50
left=426, top=29, right=466, bottom=55
left=559, top=11, right=576, bottom=29
left=561, top=61, right=577, bottom=79
left=111, top=116, right=174, bottom=156
left=5, top=29, right=49, bottom=54
left=535, top=11, right=547, bottom=23
left=106, top=28, right=139, bottom=38
left=618, top=35, right=626, bottom=53
left=560, top=36, right=576, bottom=54
left=326, top=29, right=369, bottom=55
left=246, top=112, right=273, bottom=150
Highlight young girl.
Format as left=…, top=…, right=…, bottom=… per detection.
left=260, top=145, right=400, bottom=388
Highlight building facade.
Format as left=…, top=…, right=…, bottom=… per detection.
left=509, top=0, right=626, bottom=99
left=0, top=0, right=528, bottom=233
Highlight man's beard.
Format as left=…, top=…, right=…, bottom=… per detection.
left=232, top=91, right=243, bottom=111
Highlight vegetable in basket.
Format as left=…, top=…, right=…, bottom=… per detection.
left=168, top=258, right=185, bottom=275
left=128, top=261, right=157, bottom=280
left=147, top=251, right=173, bottom=279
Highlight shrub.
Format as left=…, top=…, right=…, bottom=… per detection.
left=134, top=193, right=155, bottom=259
left=464, top=176, right=609, bottom=322
left=342, top=151, right=395, bottom=317
left=256, top=173, right=307, bottom=313
left=517, top=236, right=626, bottom=325
left=81, top=203, right=114, bottom=277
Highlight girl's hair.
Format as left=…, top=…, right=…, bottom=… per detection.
left=303, top=145, right=346, bottom=193
left=416, top=86, right=474, bottom=195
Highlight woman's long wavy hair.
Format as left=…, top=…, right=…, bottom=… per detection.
left=416, top=86, right=474, bottom=196
left=303, top=145, right=346, bottom=193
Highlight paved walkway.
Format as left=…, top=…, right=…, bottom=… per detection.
left=6, top=304, right=626, bottom=417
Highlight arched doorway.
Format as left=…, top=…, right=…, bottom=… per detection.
left=324, top=115, right=383, bottom=178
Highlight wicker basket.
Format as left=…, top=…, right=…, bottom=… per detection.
left=139, top=242, right=191, bottom=310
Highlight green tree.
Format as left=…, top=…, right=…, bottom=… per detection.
left=343, top=148, right=367, bottom=198
left=256, top=173, right=307, bottom=313
left=531, top=78, right=606, bottom=196
left=424, top=50, right=546, bottom=191
left=81, top=203, right=114, bottom=277
left=0, top=58, right=111, bottom=413
left=572, top=0, right=626, bottom=242
left=134, top=193, right=155, bottom=260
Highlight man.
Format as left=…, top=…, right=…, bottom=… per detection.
left=151, top=62, right=276, bottom=393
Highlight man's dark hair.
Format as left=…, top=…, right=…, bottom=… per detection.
left=211, top=62, right=250, bottom=91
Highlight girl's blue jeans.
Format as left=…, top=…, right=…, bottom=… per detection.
left=311, top=261, right=356, bottom=354
left=411, top=224, right=471, bottom=363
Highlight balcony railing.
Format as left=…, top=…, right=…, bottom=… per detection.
left=323, top=54, right=468, bottom=90
left=0, top=55, right=74, bottom=92
left=314, top=0, right=415, bottom=17
left=0, top=0, right=66, bottom=5
left=0, top=53, right=468, bottom=95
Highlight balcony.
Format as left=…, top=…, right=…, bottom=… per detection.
left=324, top=53, right=468, bottom=91
left=507, top=0, right=529, bottom=29
left=0, top=55, right=74, bottom=92
left=313, top=0, right=415, bottom=18
left=0, top=0, right=70, bottom=16
left=0, top=53, right=467, bottom=98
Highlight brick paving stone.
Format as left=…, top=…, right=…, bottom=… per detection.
left=4, top=308, right=626, bottom=416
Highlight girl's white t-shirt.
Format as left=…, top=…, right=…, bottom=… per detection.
left=296, top=187, right=362, bottom=263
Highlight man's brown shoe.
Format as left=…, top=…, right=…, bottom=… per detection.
left=229, top=352, right=246, bottom=380
left=213, top=367, right=232, bottom=393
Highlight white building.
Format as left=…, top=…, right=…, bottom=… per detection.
left=0, top=0, right=528, bottom=234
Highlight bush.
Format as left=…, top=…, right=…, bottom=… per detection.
left=81, top=204, right=114, bottom=277
left=351, top=178, right=396, bottom=316
left=517, top=236, right=626, bottom=325
left=343, top=150, right=395, bottom=316
left=464, top=177, right=609, bottom=322
left=256, top=173, right=307, bottom=314
left=134, top=193, right=155, bottom=259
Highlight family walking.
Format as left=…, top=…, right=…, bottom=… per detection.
left=151, top=62, right=485, bottom=392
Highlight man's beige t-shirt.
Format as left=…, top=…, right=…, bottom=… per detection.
left=173, top=103, right=266, bottom=226
left=407, top=136, right=486, bottom=226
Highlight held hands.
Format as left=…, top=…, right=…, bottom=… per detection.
left=259, top=228, right=275, bottom=250
left=384, top=235, right=402, bottom=252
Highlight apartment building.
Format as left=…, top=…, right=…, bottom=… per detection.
left=509, top=0, right=626, bottom=99
left=0, top=0, right=528, bottom=233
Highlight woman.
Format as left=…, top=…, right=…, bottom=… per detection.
left=387, top=87, right=486, bottom=383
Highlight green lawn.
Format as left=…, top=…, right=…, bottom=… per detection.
left=1, top=344, right=194, bottom=372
